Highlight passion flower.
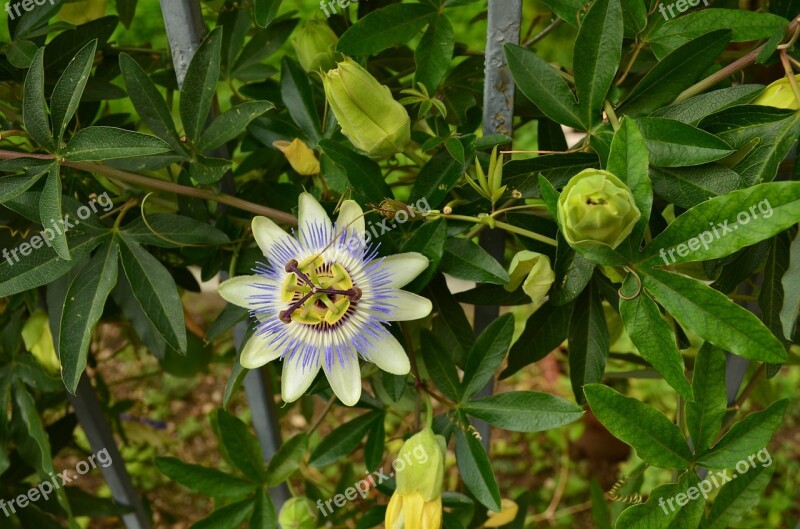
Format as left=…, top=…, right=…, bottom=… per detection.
left=557, top=169, right=641, bottom=250
left=217, top=193, right=432, bottom=406
left=505, top=251, right=555, bottom=312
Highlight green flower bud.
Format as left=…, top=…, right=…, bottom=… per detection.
left=323, top=58, right=411, bottom=158
left=292, top=20, right=340, bottom=73
left=557, top=169, right=641, bottom=250
left=753, top=75, right=800, bottom=110
left=505, top=251, right=555, bottom=312
left=278, top=497, right=318, bottom=529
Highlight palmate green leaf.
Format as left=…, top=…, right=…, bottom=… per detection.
left=697, top=399, right=788, bottom=468
left=197, top=101, right=274, bottom=152
left=550, top=237, right=594, bottom=306
left=409, top=135, right=474, bottom=208
left=649, top=164, right=746, bottom=210
left=502, top=301, right=573, bottom=378
left=62, top=127, right=172, bottom=161
left=607, top=118, right=651, bottom=246
left=59, top=239, right=119, bottom=394
left=123, top=214, right=230, bottom=248
left=636, top=117, right=733, bottom=167
left=504, top=44, right=583, bottom=131
left=568, top=284, right=608, bottom=404
left=318, top=140, right=392, bottom=205
left=618, top=30, right=731, bottom=117
left=337, top=3, right=437, bottom=55
left=0, top=232, right=106, bottom=297
left=155, top=457, right=258, bottom=498
left=703, top=463, right=774, bottom=529
left=191, top=497, right=256, bottom=529
left=415, top=15, right=455, bottom=91
left=253, top=0, right=282, bottom=28
left=641, top=267, right=787, bottom=363
left=40, top=163, right=70, bottom=260
left=281, top=57, right=322, bottom=144
left=401, top=219, right=447, bottom=292
left=440, top=238, right=509, bottom=285
left=651, top=85, right=764, bottom=125
left=584, top=384, right=692, bottom=469
left=640, top=181, right=800, bottom=266
left=251, top=489, right=277, bottom=529
left=685, top=343, right=727, bottom=454
left=266, top=433, right=308, bottom=486
left=51, top=40, right=97, bottom=145
left=463, top=391, right=583, bottom=432
left=119, top=53, right=185, bottom=153
left=454, top=418, right=501, bottom=511
left=215, top=409, right=266, bottom=483
left=461, top=313, right=514, bottom=399
left=780, top=230, right=800, bottom=339
left=181, top=27, right=223, bottom=141
left=619, top=276, right=692, bottom=399
left=22, top=47, right=54, bottom=151
left=309, top=411, right=383, bottom=468
left=118, top=233, right=187, bottom=353
left=573, top=0, right=622, bottom=129
left=0, top=160, right=52, bottom=204
left=646, top=9, right=788, bottom=57
left=615, top=470, right=704, bottom=529
left=700, top=105, right=800, bottom=184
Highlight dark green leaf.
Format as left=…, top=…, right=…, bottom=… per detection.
left=461, top=314, right=514, bottom=399
left=0, top=161, right=52, bottom=204
left=427, top=275, right=474, bottom=365
left=216, top=409, right=266, bottom=482
left=685, top=342, right=727, bottom=454
left=191, top=497, right=255, bottom=529
left=454, top=419, right=501, bottom=511
left=59, top=240, right=119, bottom=393
left=22, top=47, right=53, bottom=151
left=189, top=155, right=231, bottom=185
left=281, top=57, right=321, bottom=144
left=118, top=233, right=187, bottom=353
left=607, top=117, right=651, bottom=245
left=63, top=127, right=172, bottom=161
left=364, top=416, right=386, bottom=471
left=39, top=163, right=70, bottom=260
left=116, top=0, right=137, bottom=28
left=573, top=0, right=623, bottom=129
left=181, top=27, right=223, bottom=141
left=502, top=301, right=573, bottom=378
left=636, top=117, right=733, bottom=167
left=421, top=330, right=461, bottom=402
left=197, top=101, right=274, bottom=152
left=440, top=238, right=509, bottom=285
left=251, top=489, right=277, bottom=529
left=650, top=85, right=764, bottom=125
left=123, top=214, right=230, bottom=248
left=649, top=164, right=746, bottom=209
left=551, top=237, right=595, bottom=305
left=309, top=411, right=383, bottom=467
left=640, top=268, right=787, bottom=363
left=703, top=463, right=774, bottom=529
left=780, top=230, right=800, bottom=339
left=584, top=384, right=692, bottom=468
left=51, top=40, right=97, bottom=145
left=318, top=140, right=392, bottom=204
left=266, top=433, right=308, bottom=486
left=504, top=43, right=583, bottom=130
left=155, top=457, right=258, bottom=498
left=464, top=391, right=583, bottom=432
left=415, top=15, right=454, bottom=91
left=401, top=219, right=447, bottom=291
left=409, top=136, right=474, bottom=207
left=615, top=470, right=703, bottom=529
left=568, top=285, right=608, bottom=404
left=337, top=3, right=437, bottom=55
left=254, top=0, right=282, bottom=27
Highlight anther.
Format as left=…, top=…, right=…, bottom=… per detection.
left=279, top=310, right=292, bottom=324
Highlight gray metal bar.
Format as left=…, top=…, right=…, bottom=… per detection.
left=159, top=0, right=206, bottom=88
left=473, top=0, right=523, bottom=450
left=68, top=375, right=152, bottom=529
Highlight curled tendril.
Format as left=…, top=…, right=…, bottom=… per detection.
left=617, top=266, right=642, bottom=300
left=140, top=193, right=204, bottom=248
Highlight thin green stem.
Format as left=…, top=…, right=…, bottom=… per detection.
left=604, top=100, right=620, bottom=131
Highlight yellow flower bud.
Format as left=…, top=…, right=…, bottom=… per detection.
left=557, top=169, right=641, bottom=250
left=484, top=499, right=519, bottom=528
left=273, top=139, right=321, bottom=175
left=278, top=497, right=318, bottom=529
left=322, top=58, right=411, bottom=158
left=291, top=20, right=340, bottom=73
left=753, top=75, right=800, bottom=110
left=385, top=428, right=446, bottom=529
left=505, top=251, right=555, bottom=312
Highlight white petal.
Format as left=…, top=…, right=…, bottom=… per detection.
left=384, top=291, right=433, bottom=321
left=299, top=192, right=330, bottom=230
left=281, top=354, right=321, bottom=402
left=252, top=216, right=295, bottom=258
left=378, top=253, right=429, bottom=288
left=363, top=331, right=410, bottom=375
left=335, top=200, right=365, bottom=238
left=217, top=276, right=274, bottom=309
left=324, top=351, right=362, bottom=406
left=240, top=332, right=284, bottom=369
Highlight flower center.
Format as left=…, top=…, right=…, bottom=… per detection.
left=278, top=258, right=362, bottom=326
